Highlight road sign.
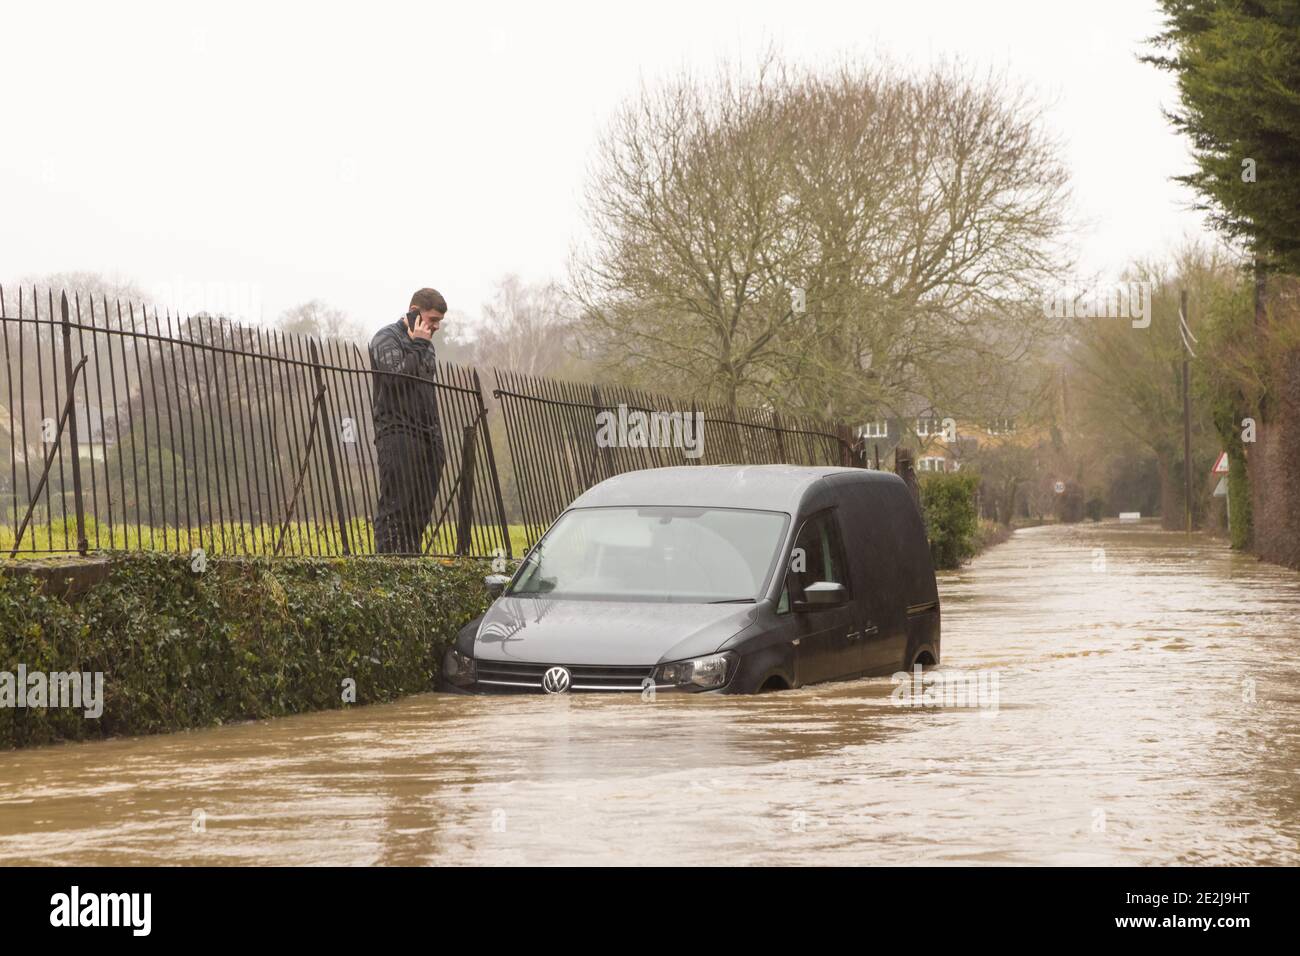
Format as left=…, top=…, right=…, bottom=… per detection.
left=1213, top=476, right=1228, bottom=497
left=1212, top=451, right=1229, bottom=474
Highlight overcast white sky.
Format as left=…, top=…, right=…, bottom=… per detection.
left=1, top=0, right=1208, bottom=333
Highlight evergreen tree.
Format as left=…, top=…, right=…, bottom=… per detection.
left=1146, top=1, right=1300, bottom=272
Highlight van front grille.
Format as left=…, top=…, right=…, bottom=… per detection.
left=475, top=660, right=655, bottom=692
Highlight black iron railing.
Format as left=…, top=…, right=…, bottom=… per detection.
left=1, top=284, right=856, bottom=559
left=0, top=286, right=509, bottom=558
left=492, top=369, right=853, bottom=546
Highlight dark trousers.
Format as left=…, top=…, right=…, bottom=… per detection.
left=374, top=431, right=445, bottom=554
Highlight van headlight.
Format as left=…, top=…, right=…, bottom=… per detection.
left=653, top=652, right=735, bottom=689
left=442, top=648, right=476, bottom=687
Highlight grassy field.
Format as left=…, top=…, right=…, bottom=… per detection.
left=0, top=516, right=536, bottom=560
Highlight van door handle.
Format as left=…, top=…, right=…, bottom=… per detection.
left=862, top=624, right=879, bottom=637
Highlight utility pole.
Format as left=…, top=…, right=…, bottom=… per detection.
left=1178, top=290, right=1195, bottom=534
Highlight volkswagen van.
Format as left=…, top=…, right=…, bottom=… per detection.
left=441, top=465, right=940, bottom=694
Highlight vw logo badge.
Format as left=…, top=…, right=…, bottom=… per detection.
left=542, top=666, right=572, bottom=695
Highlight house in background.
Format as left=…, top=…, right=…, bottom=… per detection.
left=855, top=410, right=1024, bottom=474
left=72, top=402, right=117, bottom=462
left=855, top=406, right=961, bottom=471
left=0, top=400, right=117, bottom=469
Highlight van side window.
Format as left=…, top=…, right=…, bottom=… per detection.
left=780, top=510, right=850, bottom=611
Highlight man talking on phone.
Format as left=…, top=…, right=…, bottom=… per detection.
left=369, top=288, right=448, bottom=554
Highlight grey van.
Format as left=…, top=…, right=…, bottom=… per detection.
left=441, top=465, right=940, bottom=694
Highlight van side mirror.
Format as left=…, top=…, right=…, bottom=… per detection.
left=484, top=574, right=510, bottom=599
left=794, top=580, right=847, bottom=609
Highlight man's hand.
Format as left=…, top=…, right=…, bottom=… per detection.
left=408, top=311, right=435, bottom=343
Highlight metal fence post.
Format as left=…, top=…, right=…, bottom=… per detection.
left=473, top=368, right=512, bottom=558
left=590, top=384, right=614, bottom=483
left=836, top=424, right=860, bottom=467
left=273, top=382, right=328, bottom=556
left=308, top=338, right=351, bottom=555
left=59, top=293, right=89, bottom=555
left=454, top=423, right=478, bottom=556
left=690, top=398, right=701, bottom=465
left=7, top=351, right=89, bottom=559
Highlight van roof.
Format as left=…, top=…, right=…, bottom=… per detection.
left=570, top=464, right=906, bottom=513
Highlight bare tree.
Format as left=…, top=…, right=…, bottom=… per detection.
left=277, top=299, right=364, bottom=343
left=459, top=275, right=582, bottom=378
left=572, top=55, right=1070, bottom=422
left=572, top=57, right=802, bottom=406
left=1067, top=244, right=1239, bottom=528
left=11, top=271, right=149, bottom=309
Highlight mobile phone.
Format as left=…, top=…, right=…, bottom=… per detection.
left=405, top=308, right=420, bottom=331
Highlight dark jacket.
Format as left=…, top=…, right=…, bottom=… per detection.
left=369, top=319, right=445, bottom=448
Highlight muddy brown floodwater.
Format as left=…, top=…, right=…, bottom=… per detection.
left=2, top=521, right=1299, bottom=866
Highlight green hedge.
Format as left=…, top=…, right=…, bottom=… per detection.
left=0, top=554, right=492, bottom=750
left=920, top=471, right=981, bottom=570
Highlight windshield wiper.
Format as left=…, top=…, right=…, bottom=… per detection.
left=512, top=577, right=556, bottom=595
left=708, top=597, right=756, bottom=604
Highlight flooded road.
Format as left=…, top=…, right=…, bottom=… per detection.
left=3, top=521, right=1299, bottom=865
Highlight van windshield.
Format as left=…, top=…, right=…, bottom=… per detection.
left=508, top=506, right=790, bottom=603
